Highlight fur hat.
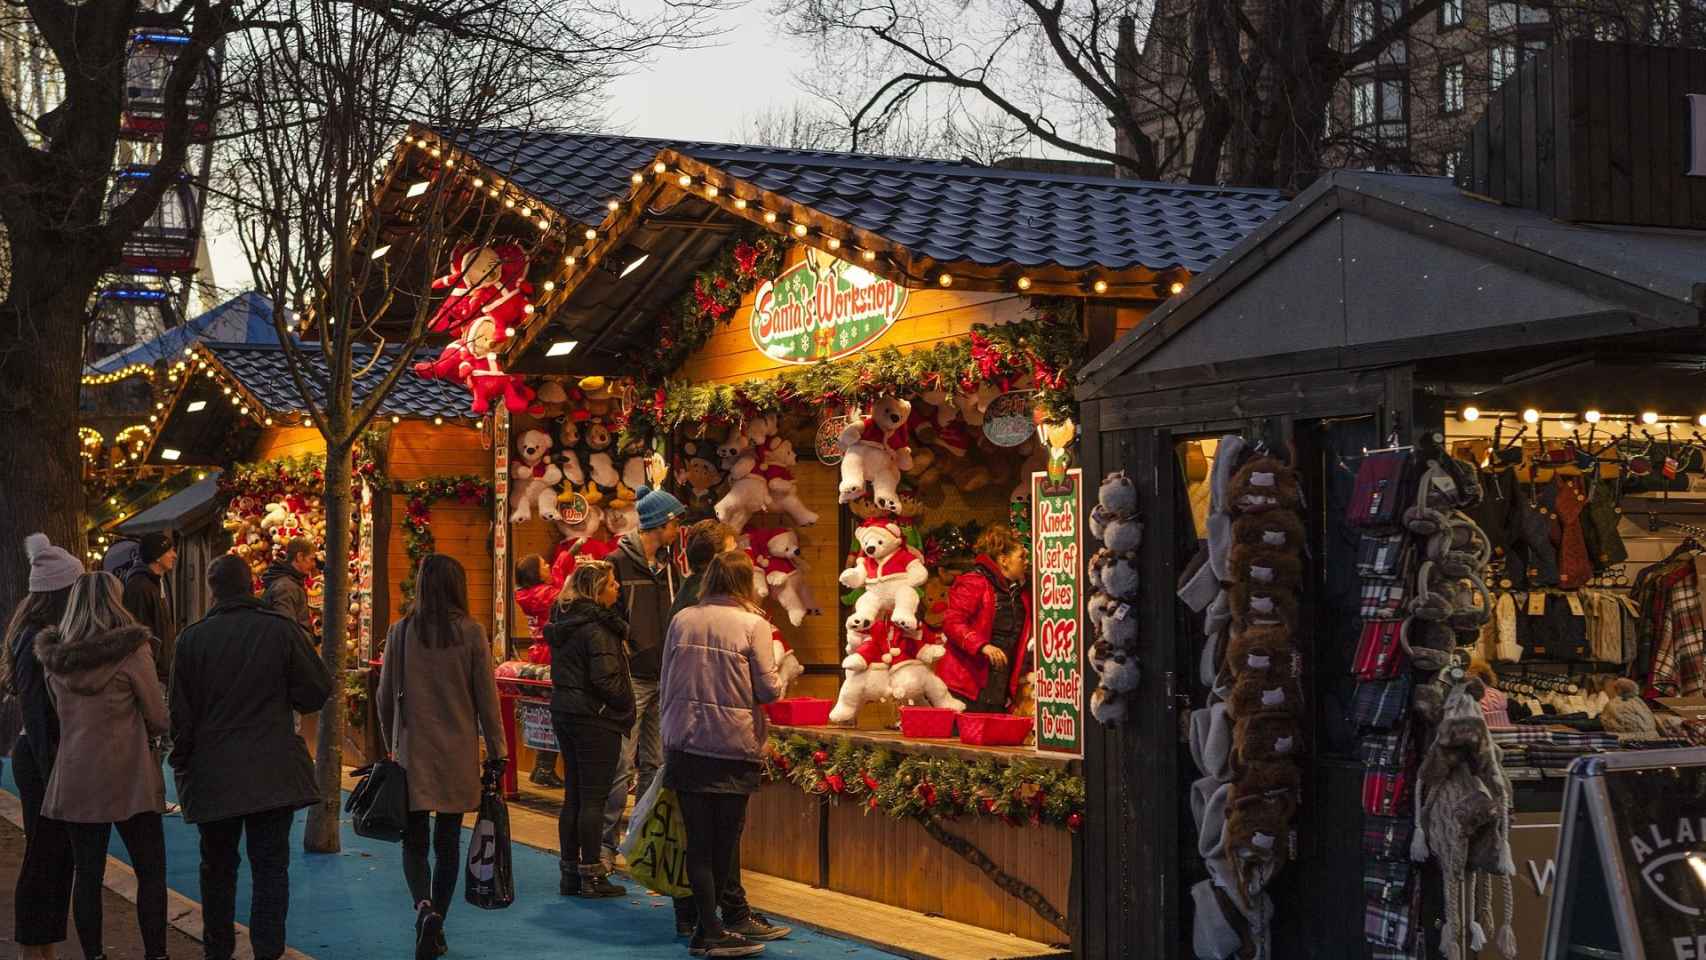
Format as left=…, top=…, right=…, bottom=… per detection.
left=1232, top=509, right=1306, bottom=552
left=1232, top=712, right=1303, bottom=772
left=1224, top=624, right=1297, bottom=678
left=1228, top=457, right=1300, bottom=515
left=1231, top=762, right=1301, bottom=821
left=1225, top=802, right=1292, bottom=903
left=1229, top=582, right=1299, bottom=634
left=1226, top=672, right=1303, bottom=720
left=1228, top=543, right=1303, bottom=592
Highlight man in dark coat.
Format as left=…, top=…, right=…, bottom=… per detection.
left=169, top=555, right=333, bottom=960
left=261, top=537, right=317, bottom=643
left=121, top=530, right=178, bottom=690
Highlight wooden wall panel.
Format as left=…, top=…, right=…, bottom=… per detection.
left=821, top=797, right=1069, bottom=944
left=382, top=496, right=493, bottom=631
left=1115, top=304, right=1153, bottom=336
left=389, top=421, right=489, bottom=479
left=740, top=782, right=821, bottom=885
left=251, top=427, right=324, bottom=461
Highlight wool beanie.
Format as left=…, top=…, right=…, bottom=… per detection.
left=139, top=531, right=175, bottom=564
left=634, top=486, right=686, bottom=532
left=24, top=533, right=82, bottom=593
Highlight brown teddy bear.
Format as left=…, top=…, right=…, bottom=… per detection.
left=1228, top=457, right=1301, bottom=515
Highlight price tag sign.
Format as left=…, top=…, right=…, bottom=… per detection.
left=518, top=700, right=558, bottom=752
left=1031, top=468, right=1083, bottom=758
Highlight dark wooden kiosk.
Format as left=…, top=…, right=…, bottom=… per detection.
left=1072, top=40, right=1706, bottom=960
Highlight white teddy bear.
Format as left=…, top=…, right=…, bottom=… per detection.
left=830, top=620, right=963, bottom=724
left=836, top=396, right=912, bottom=512
left=714, top=425, right=771, bottom=531
left=830, top=627, right=890, bottom=724
left=838, top=518, right=928, bottom=631
left=748, top=527, right=819, bottom=626
left=747, top=416, right=819, bottom=527
left=888, top=629, right=964, bottom=712
left=509, top=428, right=562, bottom=523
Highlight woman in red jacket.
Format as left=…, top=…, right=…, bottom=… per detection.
left=939, top=527, right=1031, bottom=713
left=515, top=553, right=572, bottom=788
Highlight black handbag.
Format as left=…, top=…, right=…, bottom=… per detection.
left=347, top=620, right=410, bottom=842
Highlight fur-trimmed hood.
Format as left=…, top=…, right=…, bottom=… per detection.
left=35, top=624, right=152, bottom=695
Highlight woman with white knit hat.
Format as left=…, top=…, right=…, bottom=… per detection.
left=5, top=533, right=83, bottom=960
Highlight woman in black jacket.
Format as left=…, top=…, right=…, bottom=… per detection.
left=545, top=559, right=635, bottom=899
left=6, top=534, right=82, bottom=960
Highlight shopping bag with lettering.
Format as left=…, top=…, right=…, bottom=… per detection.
left=620, top=774, right=692, bottom=898
left=464, top=772, right=515, bottom=909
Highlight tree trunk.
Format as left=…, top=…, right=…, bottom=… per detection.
left=0, top=263, right=93, bottom=613
left=305, top=433, right=354, bottom=853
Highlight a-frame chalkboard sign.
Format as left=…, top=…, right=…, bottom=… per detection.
left=1544, top=747, right=1706, bottom=959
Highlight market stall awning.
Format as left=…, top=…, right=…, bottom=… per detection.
left=118, top=470, right=223, bottom=535
left=141, top=340, right=474, bottom=467
left=367, top=129, right=1288, bottom=373
left=1076, top=170, right=1706, bottom=399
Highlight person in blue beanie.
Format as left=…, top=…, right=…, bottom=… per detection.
left=600, top=485, right=686, bottom=865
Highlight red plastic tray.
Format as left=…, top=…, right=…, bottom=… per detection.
left=764, top=697, right=833, bottom=726
left=899, top=706, right=958, bottom=739
left=957, top=713, right=1034, bottom=746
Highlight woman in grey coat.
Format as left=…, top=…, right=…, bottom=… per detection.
left=377, top=555, right=507, bottom=960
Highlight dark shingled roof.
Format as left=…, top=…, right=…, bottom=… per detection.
left=203, top=341, right=471, bottom=418
left=443, top=129, right=1289, bottom=274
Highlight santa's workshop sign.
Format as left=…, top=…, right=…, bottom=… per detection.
left=749, top=249, right=908, bottom=364
left=1032, top=468, right=1084, bottom=758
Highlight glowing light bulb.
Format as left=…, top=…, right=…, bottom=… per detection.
left=1643, top=411, right=1660, bottom=425
left=1092, top=279, right=1109, bottom=294
left=1584, top=410, right=1601, bottom=423
left=1461, top=406, right=1480, bottom=422
left=1016, top=277, right=1032, bottom=291
left=1170, top=281, right=1185, bottom=295
left=1523, top=409, right=1540, bottom=424
left=937, top=273, right=954, bottom=288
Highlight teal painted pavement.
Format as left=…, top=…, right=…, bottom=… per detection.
left=4, top=764, right=897, bottom=959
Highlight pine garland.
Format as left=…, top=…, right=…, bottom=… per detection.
left=632, top=228, right=784, bottom=384
left=397, top=474, right=494, bottom=601
left=629, top=297, right=1082, bottom=436
left=762, top=732, right=1085, bottom=831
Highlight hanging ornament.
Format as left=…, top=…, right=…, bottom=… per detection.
left=816, top=414, right=848, bottom=465
left=983, top=390, right=1037, bottom=447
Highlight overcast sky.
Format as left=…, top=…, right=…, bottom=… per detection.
left=204, top=2, right=808, bottom=302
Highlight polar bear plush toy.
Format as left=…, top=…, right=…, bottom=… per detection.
left=509, top=429, right=562, bottom=523
left=748, top=527, right=819, bottom=626
left=767, top=623, right=806, bottom=691
left=837, top=396, right=913, bottom=512
left=830, top=621, right=891, bottom=724
left=714, top=425, right=771, bottom=530
left=886, top=625, right=964, bottom=711
left=839, top=517, right=928, bottom=630
left=747, top=416, right=819, bottom=527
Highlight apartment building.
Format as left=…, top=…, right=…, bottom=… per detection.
left=1119, top=0, right=1706, bottom=181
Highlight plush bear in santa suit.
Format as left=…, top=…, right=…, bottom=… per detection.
left=746, top=416, right=819, bottom=527
left=839, top=517, right=928, bottom=630
left=412, top=241, right=541, bottom=415
left=509, top=429, right=561, bottom=523
left=829, top=619, right=961, bottom=723
left=747, top=526, right=819, bottom=627
left=837, top=396, right=913, bottom=512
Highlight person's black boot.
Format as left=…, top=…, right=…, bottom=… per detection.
left=560, top=863, right=581, bottom=896
left=530, top=762, right=564, bottom=789
left=414, top=900, right=443, bottom=960
left=577, top=862, right=627, bottom=898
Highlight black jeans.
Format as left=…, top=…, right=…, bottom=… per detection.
left=67, top=813, right=167, bottom=960
left=553, top=716, right=623, bottom=869
left=198, top=806, right=296, bottom=960
left=402, top=811, right=463, bottom=918
left=672, top=843, right=750, bottom=927
left=676, top=791, right=750, bottom=939
left=13, top=736, right=72, bottom=946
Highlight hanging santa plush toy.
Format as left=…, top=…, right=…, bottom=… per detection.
left=413, top=241, right=541, bottom=416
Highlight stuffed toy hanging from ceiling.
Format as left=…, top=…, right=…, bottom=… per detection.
left=412, top=240, right=542, bottom=416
